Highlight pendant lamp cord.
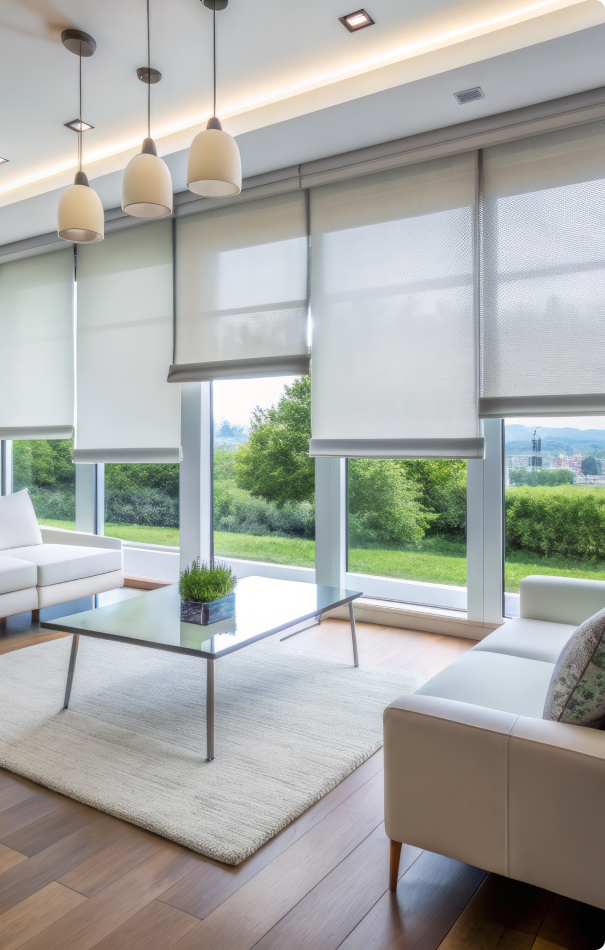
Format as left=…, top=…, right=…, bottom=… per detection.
left=213, top=2, right=216, bottom=117
left=78, top=42, right=82, bottom=173
left=147, top=0, right=151, bottom=138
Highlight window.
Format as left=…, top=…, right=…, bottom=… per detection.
left=104, top=463, right=179, bottom=547
left=12, top=439, right=75, bottom=528
left=347, top=458, right=467, bottom=609
left=213, top=376, right=314, bottom=569
left=504, top=416, right=605, bottom=616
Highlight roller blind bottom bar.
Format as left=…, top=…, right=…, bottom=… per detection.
left=73, top=448, right=182, bottom=464
left=479, top=395, right=605, bottom=417
left=168, top=354, right=310, bottom=383
left=0, top=426, right=74, bottom=440
left=309, top=438, right=485, bottom=459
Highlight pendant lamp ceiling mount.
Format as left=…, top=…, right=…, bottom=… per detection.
left=61, top=29, right=96, bottom=57
left=137, top=66, right=162, bottom=84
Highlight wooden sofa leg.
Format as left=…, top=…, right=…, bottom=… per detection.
left=389, top=840, right=402, bottom=892
left=31, top=609, right=40, bottom=622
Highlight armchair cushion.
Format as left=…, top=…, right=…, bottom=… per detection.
left=2, top=543, right=122, bottom=587
left=0, top=489, right=42, bottom=552
left=543, top=608, right=605, bottom=728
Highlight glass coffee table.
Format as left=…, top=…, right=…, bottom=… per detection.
left=41, top=576, right=362, bottom=762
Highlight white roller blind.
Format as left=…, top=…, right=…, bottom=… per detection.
left=169, top=191, right=309, bottom=382
left=480, top=119, right=605, bottom=417
left=0, top=248, right=74, bottom=439
left=309, top=153, right=483, bottom=459
left=74, top=220, right=180, bottom=463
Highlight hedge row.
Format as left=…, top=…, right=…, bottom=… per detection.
left=506, top=486, right=605, bottom=559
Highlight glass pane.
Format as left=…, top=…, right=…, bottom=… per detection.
left=505, top=416, right=605, bottom=616
left=347, top=459, right=467, bottom=607
left=213, top=376, right=315, bottom=568
left=104, top=463, right=179, bottom=547
left=13, top=439, right=75, bottom=529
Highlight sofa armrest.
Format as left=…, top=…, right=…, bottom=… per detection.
left=40, top=526, right=122, bottom=551
left=508, top=717, right=605, bottom=909
left=384, top=694, right=517, bottom=876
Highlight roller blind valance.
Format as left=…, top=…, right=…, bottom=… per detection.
left=309, top=152, right=483, bottom=459
left=0, top=249, right=74, bottom=440
left=480, top=119, right=605, bottom=418
left=168, top=190, right=309, bottom=382
left=74, top=220, right=181, bottom=463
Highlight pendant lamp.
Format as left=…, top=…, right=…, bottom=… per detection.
left=122, top=0, right=173, bottom=217
left=187, top=0, right=241, bottom=198
left=57, top=30, right=104, bottom=244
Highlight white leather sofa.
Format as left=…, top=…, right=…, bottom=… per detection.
left=384, top=575, right=605, bottom=910
left=0, top=490, right=123, bottom=621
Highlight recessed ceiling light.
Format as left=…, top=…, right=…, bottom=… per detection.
left=64, top=118, right=94, bottom=132
left=454, top=86, right=484, bottom=104
left=0, top=157, right=8, bottom=165
left=339, top=9, right=374, bottom=32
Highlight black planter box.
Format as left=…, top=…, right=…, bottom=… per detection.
left=180, top=592, right=236, bottom=626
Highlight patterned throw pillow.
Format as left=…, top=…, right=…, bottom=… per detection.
left=543, top=608, right=605, bottom=728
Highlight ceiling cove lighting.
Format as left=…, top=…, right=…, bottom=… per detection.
left=187, top=0, right=242, bottom=198
left=64, top=118, right=94, bottom=132
left=339, top=9, right=375, bottom=32
left=122, top=0, right=173, bottom=218
left=57, top=29, right=104, bottom=244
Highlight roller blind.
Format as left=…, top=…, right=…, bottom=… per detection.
left=480, top=119, right=605, bottom=417
left=309, top=152, right=483, bottom=459
left=74, top=220, right=181, bottom=463
left=0, top=248, right=74, bottom=440
left=169, top=190, right=309, bottom=382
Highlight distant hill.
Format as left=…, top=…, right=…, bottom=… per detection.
left=505, top=424, right=605, bottom=443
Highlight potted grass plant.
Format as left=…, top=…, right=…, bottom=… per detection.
left=179, top=558, right=236, bottom=625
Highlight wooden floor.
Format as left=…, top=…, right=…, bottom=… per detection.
left=0, top=611, right=603, bottom=949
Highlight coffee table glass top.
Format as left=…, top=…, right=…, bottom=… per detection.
left=41, top=576, right=362, bottom=659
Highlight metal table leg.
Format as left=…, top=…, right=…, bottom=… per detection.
left=206, top=658, right=215, bottom=762
left=349, top=602, right=359, bottom=668
left=64, top=634, right=79, bottom=709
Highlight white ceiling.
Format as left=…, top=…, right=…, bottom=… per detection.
left=1, top=0, right=605, bottom=244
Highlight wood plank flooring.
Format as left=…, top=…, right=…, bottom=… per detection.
left=0, top=612, right=603, bottom=949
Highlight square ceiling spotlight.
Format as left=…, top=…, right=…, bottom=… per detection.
left=0, top=157, right=8, bottom=165
left=339, top=9, right=374, bottom=31
left=64, top=118, right=94, bottom=132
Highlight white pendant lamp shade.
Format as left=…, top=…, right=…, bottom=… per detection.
left=187, top=117, right=242, bottom=197
left=58, top=172, right=104, bottom=243
left=122, top=138, right=173, bottom=217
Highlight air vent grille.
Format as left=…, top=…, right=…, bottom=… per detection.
left=454, top=86, right=484, bottom=105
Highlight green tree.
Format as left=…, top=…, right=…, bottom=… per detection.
left=400, top=459, right=467, bottom=538
left=510, top=468, right=575, bottom=487
left=349, top=459, right=434, bottom=544
left=13, top=439, right=74, bottom=490
left=104, top=463, right=179, bottom=497
left=582, top=456, right=600, bottom=476
left=234, top=376, right=314, bottom=505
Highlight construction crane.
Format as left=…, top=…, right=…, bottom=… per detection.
left=531, top=428, right=542, bottom=469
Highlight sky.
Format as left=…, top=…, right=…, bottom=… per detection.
left=213, top=376, right=297, bottom=429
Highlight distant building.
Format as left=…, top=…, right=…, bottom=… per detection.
left=552, top=454, right=585, bottom=475
left=574, top=475, right=605, bottom=486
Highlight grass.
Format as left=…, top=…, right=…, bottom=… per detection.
left=38, top=520, right=605, bottom=593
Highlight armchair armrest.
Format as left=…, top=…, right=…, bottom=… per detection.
left=40, top=526, right=122, bottom=551
left=384, top=694, right=517, bottom=876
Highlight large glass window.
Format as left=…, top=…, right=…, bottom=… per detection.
left=347, top=459, right=467, bottom=607
left=505, top=416, right=605, bottom=615
left=104, top=463, right=179, bottom=547
left=13, top=439, right=75, bottom=528
left=213, top=376, right=315, bottom=568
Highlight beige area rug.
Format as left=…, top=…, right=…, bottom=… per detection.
left=0, top=635, right=425, bottom=865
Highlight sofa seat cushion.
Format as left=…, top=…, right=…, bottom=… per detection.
left=416, top=651, right=555, bottom=718
left=0, top=555, right=37, bottom=595
left=3, top=544, right=122, bottom=587
left=472, top=618, right=576, bottom=665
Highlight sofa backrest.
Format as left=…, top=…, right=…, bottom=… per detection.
left=520, top=575, right=605, bottom=626
left=0, top=489, right=42, bottom=552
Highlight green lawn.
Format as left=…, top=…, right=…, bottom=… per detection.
left=38, top=520, right=605, bottom=593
